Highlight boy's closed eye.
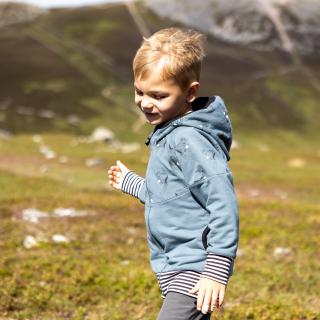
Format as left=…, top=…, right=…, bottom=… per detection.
left=134, top=87, right=167, bottom=100
left=153, top=95, right=166, bottom=100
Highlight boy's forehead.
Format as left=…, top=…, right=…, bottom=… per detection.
left=134, top=76, right=178, bottom=92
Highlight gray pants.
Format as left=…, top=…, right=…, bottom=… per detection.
left=157, top=292, right=212, bottom=320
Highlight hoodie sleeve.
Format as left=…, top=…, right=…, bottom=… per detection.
left=120, top=171, right=147, bottom=205
left=173, top=127, right=239, bottom=263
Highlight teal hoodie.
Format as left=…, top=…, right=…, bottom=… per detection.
left=137, top=95, right=239, bottom=275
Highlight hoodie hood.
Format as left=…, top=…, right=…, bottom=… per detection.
left=144, top=95, right=233, bottom=161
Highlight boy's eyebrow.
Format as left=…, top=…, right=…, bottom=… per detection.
left=134, top=85, right=168, bottom=95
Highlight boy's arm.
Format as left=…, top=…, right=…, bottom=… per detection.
left=120, top=171, right=147, bottom=204
left=201, top=253, right=233, bottom=285
left=173, top=127, right=239, bottom=280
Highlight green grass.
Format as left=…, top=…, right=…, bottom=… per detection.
left=1, top=2, right=320, bottom=318
left=0, top=131, right=319, bottom=319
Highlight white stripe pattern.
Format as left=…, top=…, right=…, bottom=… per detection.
left=120, top=170, right=145, bottom=198
left=157, top=254, right=233, bottom=299
left=200, top=254, right=233, bottom=285
left=120, top=171, right=234, bottom=298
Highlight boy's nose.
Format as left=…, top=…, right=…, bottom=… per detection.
left=141, top=98, right=154, bottom=111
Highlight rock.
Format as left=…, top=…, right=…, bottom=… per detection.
left=237, top=248, right=245, bottom=257
left=58, top=155, right=69, bottom=164
left=16, top=106, right=34, bottom=116
left=223, top=301, right=241, bottom=308
left=120, top=260, right=130, bottom=266
left=249, top=189, right=260, bottom=198
left=119, top=142, right=141, bottom=153
left=23, top=235, right=39, bottom=249
left=274, top=189, right=288, bottom=200
left=38, top=109, right=55, bottom=119
left=52, top=234, right=70, bottom=243
left=21, top=208, right=49, bottom=223
left=257, top=143, right=270, bottom=152
left=89, top=126, right=114, bottom=143
left=39, top=145, right=56, bottom=159
left=32, top=134, right=42, bottom=143
left=0, top=129, right=12, bottom=139
left=53, top=207, right=88, bottom=217
left=66, top=177, right=75, bottom=184
left=101, top=87, right=113, bottom=98
left=66, top=114, right=80, bottom=125
left=273, top=247, right=292, bottom=258
left=39, top=165, right=48, bottom=173
left=0, top=3, right=45, bottom=28
left=288, top=158, right=305, bottom=168
left=145, top=0, right=320, bottom=56
left=85, top=157, right=103, bottom=167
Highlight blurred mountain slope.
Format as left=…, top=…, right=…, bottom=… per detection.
left=0, top=1, right=319, bottom=140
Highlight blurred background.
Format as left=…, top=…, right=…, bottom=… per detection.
left=0, top=0, right=319, bottom=319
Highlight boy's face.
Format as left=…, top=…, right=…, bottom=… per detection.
left=134, top=74, right=199, bottom=126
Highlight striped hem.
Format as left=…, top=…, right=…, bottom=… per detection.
left=120, top=171, right=145, bottom=198
left=201, top=253, right=233, bottom=285
left=157, top=270, right=201, bottom=299
left=156, top=254, right=233, bottom=298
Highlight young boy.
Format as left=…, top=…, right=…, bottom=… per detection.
left=108, top=27, right=239, bottom=320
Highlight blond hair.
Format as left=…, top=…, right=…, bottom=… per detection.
left=133, top=27, right=207, bottom=90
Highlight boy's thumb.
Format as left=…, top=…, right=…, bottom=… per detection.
left=116, top=160, right=129, bottom=174
left=116, top=160, right=123, bottom=168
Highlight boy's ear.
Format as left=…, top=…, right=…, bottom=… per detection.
left=187, top=81, right=200, bottom=103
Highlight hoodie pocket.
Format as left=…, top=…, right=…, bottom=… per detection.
left=202, top=225, right=210, bottom=249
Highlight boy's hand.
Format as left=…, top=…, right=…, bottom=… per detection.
left=188, top=277, right=226, bottom=314
left=107, top=160, right=130, bottom=190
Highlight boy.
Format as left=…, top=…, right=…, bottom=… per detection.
left=108, top=27, right=239, bottom=320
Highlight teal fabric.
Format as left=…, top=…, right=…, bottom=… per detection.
left=138, top=96, right=239, bottom=276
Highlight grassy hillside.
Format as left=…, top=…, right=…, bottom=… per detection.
left=0, top=2, right=319, bottom=319
left=0, top=1, right=319, bottom=141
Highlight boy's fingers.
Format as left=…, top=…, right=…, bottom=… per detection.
left=202, top=290, right=213, bottom=314
left=196, top=287, right=205, bottom=311
left=218, top=288, right=225, bottom=308
left=211, top=292, right=219, bottom=310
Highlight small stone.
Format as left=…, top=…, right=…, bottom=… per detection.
left=85, top=157, right=102, bottom=167
left=249, top=189, right=260, bottom=198
left=66, top=114, right=80, bottom=125
left=32, top=134, right=42, bottom=143
left=273, top=247, right=292, bottom=258
left=38, top=109, right=55, bottom=119
left=23, top=235, right=39, bottom=249
left=127, top=237, right=134, bottom=245
left=120, top=260, right=130, bottom=266
left=52, top=234, right=70, bottom=243
left=288, top=158, right=305, bottom=168
left=257, top=143, right=270, bottom=152
left=39, top=165, right=48, bottom=173
left=59, top=155, right=69, bottom=164
left=21, top=208, right=49, bottom=223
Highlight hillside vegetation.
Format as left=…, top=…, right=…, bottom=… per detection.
left=0, top=1, right=319, bottom=319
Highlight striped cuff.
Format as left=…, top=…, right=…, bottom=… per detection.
left=121, top=170, right=145, bottom=199
left=200, top=253, right=233, bottom=286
